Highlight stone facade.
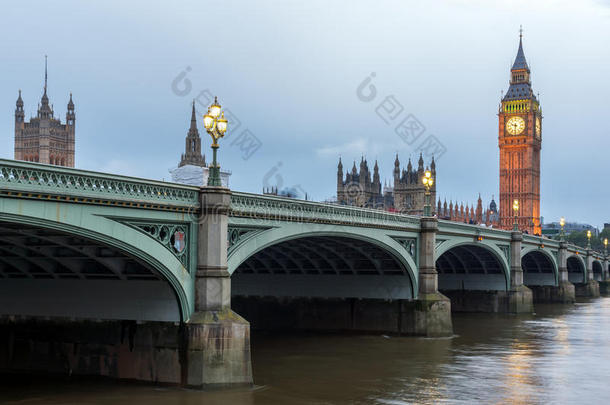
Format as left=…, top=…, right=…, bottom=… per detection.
left=14, top=61, right=75, bottom=167
left=170, top=103, right=230, bottom=187
left=498, top=33, right=542, bottom=234
left=179, top=101, right=206, bottom=167
left=336, top=153, right=436, bottom=215
left=437, top=194, right=500, bottom=226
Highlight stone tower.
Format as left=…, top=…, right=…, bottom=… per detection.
left=336, top=153, right=435, bottom=215
left=14, top=57, right=75, bottom=167
left=498, top=30, right=542, bottom=235
left=179, top=101, right=206, bottom=167
left=393, top=153, right=436, bottom=215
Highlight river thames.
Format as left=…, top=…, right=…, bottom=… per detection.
left=2, top=298, right=610, bottom=404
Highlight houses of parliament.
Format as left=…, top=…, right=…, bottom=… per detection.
left=337, top=31, right=542, bottom=234
left=14, top=59, right=75, bottom=167
left=12, top=32, right=542, bottom=234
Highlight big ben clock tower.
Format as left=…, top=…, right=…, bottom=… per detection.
left=499, top=29, right=542, bottom=235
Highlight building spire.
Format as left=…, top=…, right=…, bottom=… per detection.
left=44, top=55, right=48, bottom=95
left=190, top=99, right=197, bottom=130
left=511, top=27, right=529, bottom=71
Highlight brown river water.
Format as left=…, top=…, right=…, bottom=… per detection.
left=2, top=298, right=610, bottom=404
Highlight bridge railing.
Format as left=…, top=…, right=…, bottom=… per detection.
left=0, top=159, right=200, bottom=209
left=522, top=233, right=560, bottom=249
left=230, top=191, right=421, bottom=229
left=437, top=219, right=516, bottom=240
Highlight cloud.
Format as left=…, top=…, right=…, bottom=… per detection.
left=316, top=137, right=400, bottom=159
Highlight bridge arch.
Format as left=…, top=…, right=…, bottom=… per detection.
left=228, top=224, right=418, bottom=299
left=0, top=202, right=193, bottom=322
left=435, top=241, right=510, bottom=291
left=567, top=255, right=586, bottom=284
left=592, top=260, right=603, bottom=281
left=521, top=248, right=558, bottom=286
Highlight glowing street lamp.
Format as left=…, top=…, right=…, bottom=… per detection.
left=559, top=217, right=566, bottom=241
left=512, top=199, right=519, bottom=231
left=422, top=169, right=434, bottom=217
left=203, top=96, right=228, bottom=187
left=604, top=238, right=608, bottom=256
left=586, top=230, right=592, bottom=249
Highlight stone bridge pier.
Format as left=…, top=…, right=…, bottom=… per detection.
left=411, top=217, right=453, bottom=336
left=600, top=257, right=610, bottom=295
left=574, top=249, right=600, bottom=298
left=526, top=241, right=575, bottom=303
left=187, top=187, right=252, bottom=387
left=436, top=228, right=533, bottom=313
left=508, top=231, right=534, bottom=312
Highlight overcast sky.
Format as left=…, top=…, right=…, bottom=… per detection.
left=1, top=0, right=609, bottom=227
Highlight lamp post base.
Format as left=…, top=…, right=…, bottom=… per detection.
left=207, top=166, right=222, bottom=187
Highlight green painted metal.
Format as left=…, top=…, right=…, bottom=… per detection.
left=1, top=159, right=608, bottom=312
left=119, top=220, right=191, bottom=267
left=230, top=191, right=421, bottom=230
left=0, top=159, right=199, bottom=209
left=226, top=220, right=420, bottom=294
left=0, top=160, right=199, bottom=321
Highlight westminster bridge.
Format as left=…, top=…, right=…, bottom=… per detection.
left=0, top=159, right=608, bottom=387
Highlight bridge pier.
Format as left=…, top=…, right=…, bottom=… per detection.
left=441, top=231, right=533, bottom=313
left=529, top=241, right=575, bottom=304
left=185, top=187, right=252, bottom=388
left=410, top=217, right=453, bottom=337
left=575, top=250, right=600, bottom=298
left=600, top=258, right=610, bottom=295
left=506, top=231, right=534, bottom=312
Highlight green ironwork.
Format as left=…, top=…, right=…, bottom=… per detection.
left=230, top=192, right=420, bottom=230
left=0, top=159, right=199, bottom=209
left=121, top=221, right=191, bottom=267
left=392, top=237, right=418, bottom=264
left=227, top=226, right=271, bottom=256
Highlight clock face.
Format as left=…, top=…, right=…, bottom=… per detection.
left=535, top=117, right=541, bottom=138
left=506, top=116, right=525, bottom=135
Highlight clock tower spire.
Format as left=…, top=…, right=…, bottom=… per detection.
left=498, top=28, right=542, bottom=235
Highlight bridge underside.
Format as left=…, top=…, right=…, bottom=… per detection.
left=0, top=221, right=180, bottom=322
left=567, top=256, right=585, bottom=284
left=593, top=261, right=603, bottom=281
left=231, top=235, right=417, bottom=333
left=435, top=244, right=530, bottom=312
left=436, top=245, right=506, bottom=291
left=232, top=236, right=413, bottom=300
left=522, top=251, right=555, bottom=286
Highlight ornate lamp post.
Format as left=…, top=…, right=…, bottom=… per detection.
left=586, top=230, right=592, bottom=249
left=512, top=199, right=519, bottom=231
left=604, top=238, right=608, bottom=256
left=559, top=217, right=566, bottom=241
left=422, top=169, right=434, bottom=217
left=203, top=97, right=228, bottom=187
